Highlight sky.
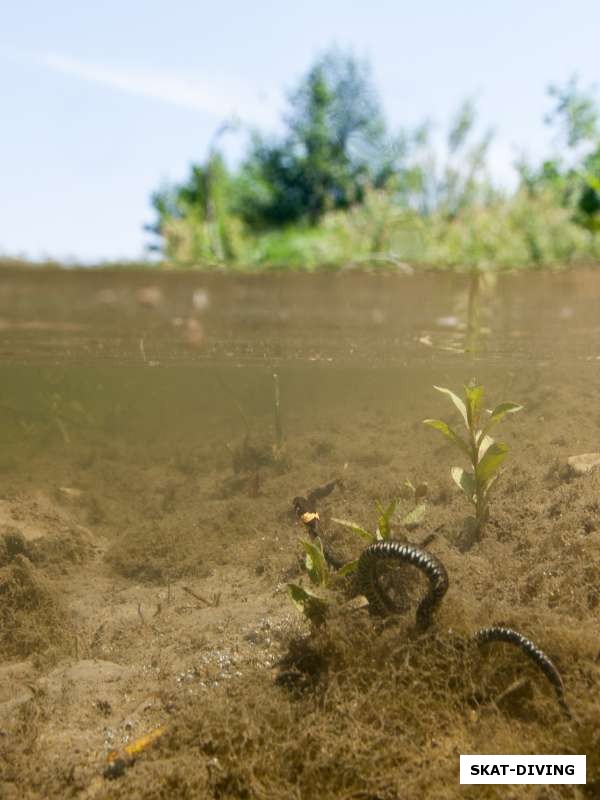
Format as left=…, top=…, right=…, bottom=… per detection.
left=1, top=1, right=599, bottom=263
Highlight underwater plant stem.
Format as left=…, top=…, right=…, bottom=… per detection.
left=468, top=426, right=484, bottom=531
left=469, top=426, right=488, bottom=534
left=465, top=269, right=481, bottom=354
left=215, top=372, right=250, bottom=435
left=273, top=372, right=283, bottom=450
left=54, top=417, right=71, bottom=445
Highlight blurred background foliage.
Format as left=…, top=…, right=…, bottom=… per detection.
left=147, top=49, right=600, bottom=271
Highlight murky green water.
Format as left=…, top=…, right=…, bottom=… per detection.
left=2, top=267, right=600, bottom=429
left=2, top=267, right=600, bottom=798
left=2, top=267, right=600, bottom=365
left=1, top=266, right=599, bottom=464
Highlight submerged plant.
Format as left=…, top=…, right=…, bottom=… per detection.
left=332, top=491, right=428, bottom=549
left=333, top=498, right=399, bottom=546
left=272, top=372, right=286, bottom=463
left=287, top=537, right=354, bottom=626
left=424, top=383, right=522, bottom=542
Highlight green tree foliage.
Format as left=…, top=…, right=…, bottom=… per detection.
left=545, top=76, right=598, bottom=149
left=519, top=76, right=600, bottom=232
left=401, top=100, right=496, bottom=218
left=236, top=50, right=399, bottom=227
left=148, top=153, right=243, bottom=264
left=148, top=54, right=600, bottom=270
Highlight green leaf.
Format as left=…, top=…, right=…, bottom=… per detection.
left=287, top=583, right=314, bottom=612
left=423, top=419, right=470, bottom=456
left=481, top=472, right=501, bottom=502
left=376, top=498, right=399, bottom=540
left=464, top=383, right=484, bottom=428
left=481, top=402, right=523, bottom=436
left=402, top=503, right=427, bottom=530
left=433, top=385, right=469, bottom=429
left=287, top=584, right=329, bottom=626
left=331, top=518, right=374, bottom=544
left=451, top=466, right=476, bottom=503
left=477, top=432, right=495, bottom=458
left=336, top=559, right=358, bottom=577
left=477, top=442, right=508, bottom=485
left=301, top=538, right=328, bottom=587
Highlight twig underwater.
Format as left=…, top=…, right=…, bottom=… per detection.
left=104, top=724, right=168, bottom=779
left=293, top=480, right=343, bottom=567
left=181, top=585, right=212, bottom=606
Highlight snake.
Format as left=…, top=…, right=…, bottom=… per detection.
left=354, top=540, right=569, bottom=715
left=357, top=541, right=449, bottom=630
left=291, top=490, right=569, bottom=716
left=473, top=626, right=570, bottom=717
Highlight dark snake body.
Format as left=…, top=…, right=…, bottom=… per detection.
left=290, top=492, right=569, bottom=715
left=473, top=626, right=570, bottom=716
left=357, top=541, right=449, bottom=630
left=355, top=543, right=569, bottom=714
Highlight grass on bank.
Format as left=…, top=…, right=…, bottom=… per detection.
left=154, top=188, right=600, bottom=273
left=3, top=188, right=600, bottom=274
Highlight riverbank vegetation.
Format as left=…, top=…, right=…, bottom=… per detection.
left=146, top=52, right=600, bottom=272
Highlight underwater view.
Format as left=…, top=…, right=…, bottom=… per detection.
left=5, top=0, right=600, bottom=794
left=0, top=267, right=599, bottom=799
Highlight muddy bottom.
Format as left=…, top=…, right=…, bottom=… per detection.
left=0, top=269, right=599, bottom=799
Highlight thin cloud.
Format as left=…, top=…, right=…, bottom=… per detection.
left=35, top=50, right=281, bottom=127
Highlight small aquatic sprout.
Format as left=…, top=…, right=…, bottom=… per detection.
left=293, top=480, right=343, bottom=568
left=424, top=383, right=522, bottom=542
left=287, top=537, right=354, bottom=626
left=332, top=493, right=428, bottom=550
left=402, top=479, right=429, bottom=530
left=404, top=478, right=428, bottom=504
left=332, top=498, right=398, bottom=547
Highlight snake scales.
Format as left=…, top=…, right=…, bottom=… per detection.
left=293, top=487, right=570, bottom=716
left=355, top=540, right=569, bottom=716
left=357, top=541, right=449, bottom=630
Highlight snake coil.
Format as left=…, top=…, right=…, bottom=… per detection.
left=355, top=542, right=569, bottom=715
left=357, top=541, right=449, bottom=630
left=291, top=492, right=569, bottom=715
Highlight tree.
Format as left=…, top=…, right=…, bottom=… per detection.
left=537, top=76, right=600, bottom=230
left=396, top=101, right=495, bottom=218
left=545, top=76, right=598, bottom=150
left=147, top=153, right=242, bottom=263
left=236, top=49, right=399, bottom=227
